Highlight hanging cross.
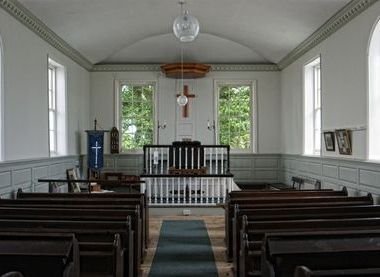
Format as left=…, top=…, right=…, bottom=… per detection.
left=91, top=140, right=102, bottom=168
left=176, top=85, right=196, bottom=118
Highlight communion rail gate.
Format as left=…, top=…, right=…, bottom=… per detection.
left=140, top=144, right=234, bottom=206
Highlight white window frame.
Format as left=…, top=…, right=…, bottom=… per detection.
left=48, top=57, right=67, bottom=157
left=48, top=64, right=57, bottom=154
left=0, top=34, right=3, bottom=161
left=303, top=56, right=321, bottom=156
left=115, top=80, right=157, bottom=153
left=214, top=80, right=257, bottom=153
left=368, top=18, right=380, bottom=161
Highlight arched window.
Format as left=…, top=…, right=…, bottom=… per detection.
left=368, top=19, right=380, bottom=160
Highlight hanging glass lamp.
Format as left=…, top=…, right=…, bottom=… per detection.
left=173, top=2, right=199, bottom=42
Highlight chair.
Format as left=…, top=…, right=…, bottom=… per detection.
left=66, top=168, right=83, bottom=193
left=291, top=176, right=304, bottom=190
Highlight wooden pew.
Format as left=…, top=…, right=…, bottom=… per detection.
left=225, top=188, right=347, bottom=240
left=0, top=206, right=142, bottom=275
left=79, top=233, right=124, bottom=277
left=16, top=190, right=149, bottom=249
left=240, top=217, right=380, bottom=277
left=0, top=232, right=79, bottom=277
left=225, top=188, right=357, bottom=260
left=0, top=197, right=145, bottom=254
left=9, top=193, right=148, bottom=254
left=233, top=204, right=380, bottom=276
left=294, top=265, right=380, bottom=277
left=262, top=231, right=380, bottom=277
left=0, top=218, right=134, bottom=277
left=226, top=188, right=347, bottom=240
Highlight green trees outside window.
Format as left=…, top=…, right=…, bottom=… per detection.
left=120, top=83, right=154, bottom=150
left=218, top=84, right=252, bottom=150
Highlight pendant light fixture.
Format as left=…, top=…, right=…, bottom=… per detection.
left=173, top=1, right=200, bottom=43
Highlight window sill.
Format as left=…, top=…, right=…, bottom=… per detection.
left=302, top=154, right=321, bottom=158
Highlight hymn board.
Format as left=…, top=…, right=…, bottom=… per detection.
left=86, top=120, right=108, bottom=177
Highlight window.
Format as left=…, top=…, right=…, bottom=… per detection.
left=304, top=57, right=321, bottom=155
left=48, top=58, right=66, bottom=156
left=0, top=34, right=3, bottom=160
left=216, top=81, right=255, bottom=152
left=117, top=82, right=155, bottom=151
left=369, top=19, right=380, bottom=160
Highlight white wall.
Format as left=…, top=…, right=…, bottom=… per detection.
left=281, top=1, right=380, bottom=159
left=0, top=8, right=90, bottom=160
left=90, top=70, right=281, bottom=154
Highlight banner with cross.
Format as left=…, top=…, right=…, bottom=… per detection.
left=86, top=130, right=107, bottom=170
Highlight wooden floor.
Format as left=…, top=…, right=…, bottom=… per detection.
left=141, top=215, right=233, bottom=277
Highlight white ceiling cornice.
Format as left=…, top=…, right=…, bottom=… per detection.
left=0, top=0, right=93, bottom=70
left=0, top=0, right=376, bottom=72
left=91, top=64, right=280, bottom=72
left=278, top=0, right=377, bottom=69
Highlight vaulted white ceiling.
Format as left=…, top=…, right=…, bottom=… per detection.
left=17, top=0, right=352, bottom=65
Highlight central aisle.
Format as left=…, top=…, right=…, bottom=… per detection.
left=149, top=220, right=218, bottom=276
left=142, top=216, right=232, bottom=277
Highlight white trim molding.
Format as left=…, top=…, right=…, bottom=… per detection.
left=278, top=0, right=377, bottom=69
left=91, top=63, right=280, bottom=72
left=0, top=0, right=93, bottom=70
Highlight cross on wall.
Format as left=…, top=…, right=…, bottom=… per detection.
left=176, top=85, right=195, bottom=118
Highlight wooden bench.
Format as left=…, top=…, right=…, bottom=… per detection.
left=225, top=188, right=352, bottom=259
left=240, top=217, right=380, bottom=277
left=0, top=206, right=142, bottom=275
left=15, top=192, right=148, bottom=257
left=11, top=193, right=148, bottom=253
left=0, top=232, right=79, bottom=277
left=262, top=231, right=380, bottom=277
left=233, top=204, right=380, bottom=276
left=16, top=190, right=149, bottom=248
left=0, top=218, right=134, bottom=277
left=294, top=265, right=380, bottom=277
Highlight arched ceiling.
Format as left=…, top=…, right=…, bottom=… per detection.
left=17, top=0, right=351, bottom=65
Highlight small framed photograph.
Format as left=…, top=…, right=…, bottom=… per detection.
left=335, top=129, right=352, bottom=155
left=323, top=131, right=335, bottom=151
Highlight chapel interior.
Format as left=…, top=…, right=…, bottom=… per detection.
left=0, top=0, right=380, bottom=277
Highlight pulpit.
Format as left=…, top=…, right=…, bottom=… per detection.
left=169, top=141, right=205, bottom=173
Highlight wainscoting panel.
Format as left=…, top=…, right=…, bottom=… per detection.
left=0, top=156, right=80, bottom=198
left=359, top=169, right=379, bottom=187
left=322, top=164, right=339, bottom=179
left=230, top=157, right=253, bottom=169
left=339, top=166, right=357, bottom=183
left=12, top=169, right=32, bottom=192
left=280, top=155, right=380, bottom=203
left=103, top=154, right=144, bottom=175
left=254, top=158, right=278, bottom=169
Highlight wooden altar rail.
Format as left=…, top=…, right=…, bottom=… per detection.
left=140, top=174, right=234, bottom=206
left=37, top=179, right=145, bottom=193
left=143, top=145, right=230, bottom=175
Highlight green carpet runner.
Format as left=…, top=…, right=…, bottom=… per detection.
left=149, top=220, right=218, bottom=277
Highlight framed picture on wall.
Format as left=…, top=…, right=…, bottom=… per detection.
left=323, top=131, right=335, bottom=151
left=335, top=129, right=352, bottom=155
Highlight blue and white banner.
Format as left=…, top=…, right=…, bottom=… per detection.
left=87, top=131, right=106, bottom=170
